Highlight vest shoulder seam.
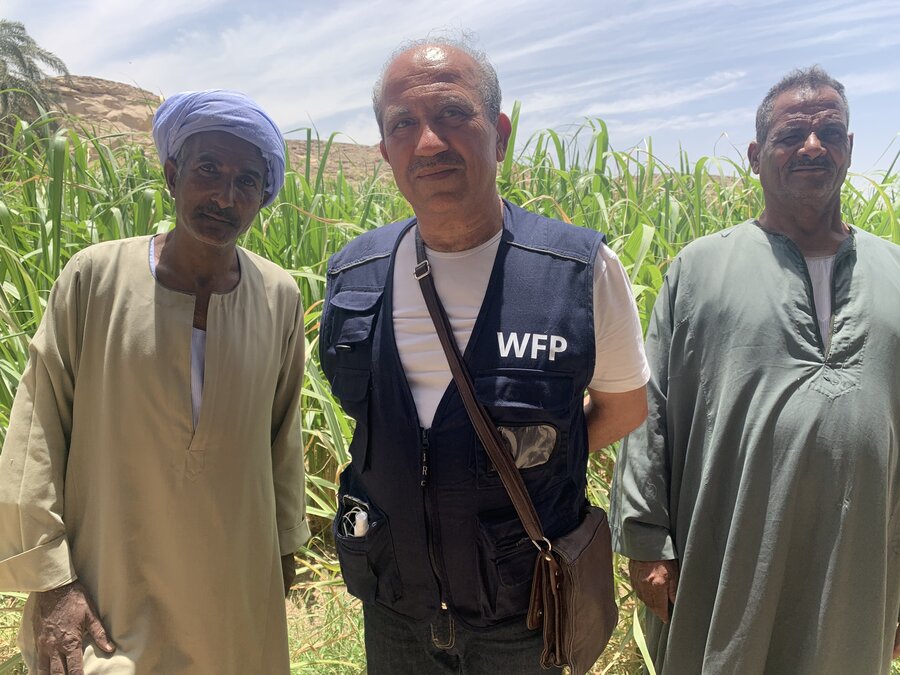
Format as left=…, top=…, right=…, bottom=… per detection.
left=506, top=240, right=593, bottom=264
left=329, top=250, right=393, bottom=275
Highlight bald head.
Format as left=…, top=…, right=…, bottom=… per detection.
left=373, top=38, right=501, bottom=136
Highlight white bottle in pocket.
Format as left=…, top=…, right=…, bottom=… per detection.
left=354, top=510, right=369, bottom=537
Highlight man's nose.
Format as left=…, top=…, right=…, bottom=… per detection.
left=210, top=177, right=236, bottom=208
left=799, top=132, right=826, bottom=159
left=415, top=123, right=449, bottom=156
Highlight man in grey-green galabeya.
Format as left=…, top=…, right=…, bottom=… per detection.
left=611, top=66, right=900, bottom=674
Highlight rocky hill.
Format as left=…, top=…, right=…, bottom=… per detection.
left=47, top=76, right=386, bottom=183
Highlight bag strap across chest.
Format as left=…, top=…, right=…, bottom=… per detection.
left=414, top=228, right=550, bottom=550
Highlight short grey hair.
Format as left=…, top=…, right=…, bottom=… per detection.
left=755, top=65, right=849, bottom=144
left=372, top=33, right=502, bottom=137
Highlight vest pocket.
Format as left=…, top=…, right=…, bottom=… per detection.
left=473, top=422, right=562, bottom=490
left=325, top=289, right=382, bottom=469
left=327, top=290, right=381, bottom=347
left=332, top=366, right=370, bottom=402
left=472, top=369, right=573, bottom=488
left=474, top=368, right=575, bottom=414
left=497, top=424, right=558, bottom=469
left=325, top=289, right=382, bottom=374
left=475, top=511, right=535, bottom=619
left=334, top=494, right=403, bottom=605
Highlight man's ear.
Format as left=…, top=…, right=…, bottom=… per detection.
left=379, top=139, right=389, bottom=162
left=747, top=141, right=760, bottom=174
left=164, top=158, right=178, bottom=196
left=848, top=131, right=854, bottom=164
left=495, top=113, right=512, bottom=162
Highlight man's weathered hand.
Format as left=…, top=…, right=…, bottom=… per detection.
left=629, top=559, right=679, bottom=624
left=892, top=623, right=900, bottom=659
left=33, top=581, right=115, bottom=675
left=281, top=553, right=296, bottom=597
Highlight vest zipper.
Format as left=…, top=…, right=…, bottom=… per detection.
left=421, top=427, right=448, bottom=611
left=420, top=426, right=430, bottom=487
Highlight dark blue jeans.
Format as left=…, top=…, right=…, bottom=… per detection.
left=362, top=602, right=562, bottom=674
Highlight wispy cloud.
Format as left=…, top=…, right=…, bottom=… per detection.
left=838, top=69, right=900, bottom=97
left=19, top=0, right=229, bottom=75
left=583, top=71, right=747, bottom=116
left=608, top=107, right=756, bottom=139
left=3, top=0, right=898, bottom=168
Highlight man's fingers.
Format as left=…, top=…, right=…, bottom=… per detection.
left=629, top=559, right=679, bottom=624
left=282, top=553, right=296, bottom=597
left=667, top=566, right=679, bottom=606
left=643, top=593, right=668, bottom=624
left=35, top=640, right=55, bottom=675
left=667, top=583, right=677, bottom=606
left=86, top=613, right=116, bottom=653
left=651, top=601, right=670, bottom=624
left=48, top=652, right=66, bottom=675
left=65, top=650, right=85, bottom=675
left=892, top=624, right=900, bottom=659
left=636, top=578, right=670, bottom=624
left=649, top=587, right=670, bottom=624
left=83, top=594, right=116, bottom=653
left=627, top=559, right=642, bottom=585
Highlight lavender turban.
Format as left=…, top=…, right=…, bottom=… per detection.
left=152, top=90, right=286, bottom=208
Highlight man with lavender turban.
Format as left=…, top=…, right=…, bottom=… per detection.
left=152, top=89, right=286, bottom=207
left=0, top=90, right=308, bottom=674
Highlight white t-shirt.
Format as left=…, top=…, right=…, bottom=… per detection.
left=805, top=254, right=836, bottom=352
left=392, top=226, right=651, bottom=427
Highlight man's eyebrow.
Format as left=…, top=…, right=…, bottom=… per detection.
left=441, top=94, right=474, bottom=106
left=194, top=151, right=264, bottom=179
left=777, top=119, right=847, bottom=132
left=774, top=120, right=812, bottom=132
left=383, top=105, right=411, bottom=119
left=194, top=151, right=223, bottom=164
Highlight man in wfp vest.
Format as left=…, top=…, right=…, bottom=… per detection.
left=320, top=37, right=650, bottom=673
left=611, top=66, right=900, bottom=674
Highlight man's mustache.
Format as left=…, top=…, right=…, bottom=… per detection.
left=791, top=157, right=831, bottom=170
left=196, top=206, right=237, bottom=225
left=408, top=152, right=465, bottom=175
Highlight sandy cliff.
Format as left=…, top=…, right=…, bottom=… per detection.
left=47, top=76, right=385, bottom=183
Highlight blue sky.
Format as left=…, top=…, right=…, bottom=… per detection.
left=3, top=0, right=900, bottom=174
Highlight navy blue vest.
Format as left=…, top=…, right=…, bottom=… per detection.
left=321, top=201, right=604, bottom=628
